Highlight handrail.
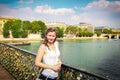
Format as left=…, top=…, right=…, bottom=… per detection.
left=0, top=42, right=110, bottom=80
left=0, top=42, right=38, bottom=80
left=61, top=64, right=109, bottom=80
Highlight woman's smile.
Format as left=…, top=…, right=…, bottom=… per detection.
left=46, top=32, right=56, bottom=43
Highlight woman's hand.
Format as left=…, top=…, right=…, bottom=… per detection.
left=50, top=63, right=61, bottom=71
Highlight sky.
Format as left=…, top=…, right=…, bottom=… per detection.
left=0, top=0, right=120, bottom=28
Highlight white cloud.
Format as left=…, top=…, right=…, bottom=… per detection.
left=34, top=5, right=75, bottom=15
left=82, top=0, right=120, bottom=13
left=84, top=0, right=109, bottom=9
left=75, top=0, right=120, bottom=28
left=18, top=0, right=34, bottom=4
left=26, top=16, right=35, bottom=20
left=71, top=15, right=80, bottom=21
left=0, top=5, right=34, bottom=20
left=0, top=0, right=120, bottom=28
left=18, top=7, right=32, bottom=12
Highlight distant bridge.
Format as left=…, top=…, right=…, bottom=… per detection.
left=101, top=34, right=120, bottom=39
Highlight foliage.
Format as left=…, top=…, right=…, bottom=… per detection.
left=95, top=30, right=101, bottom=37
left=76, top=28, right=82, bottom=37
left=20, top=20, right=31, bottom=37
left=31, top=21, right=41, bottom=33
left=2, top=28, right=10, bottom=38
left=2, top=20, right=13, bottom=38
left=55, top=27, right=64, bottom=38
left=20, top=30, right=28, bottom=38
left=11, top=20, right=22, bottom=38
left=3, top=19, right=47, bottom=38
left=3, top=19, right=104, bottom=39
left=76, top=28, right=93, bottom=37
left=22, top=20, right=31, bottom=30
left=65, top=26, right=78, bottom=35
left=38, top=20, right=47, bottom=38
left=103, top=28, right=112, bottom=34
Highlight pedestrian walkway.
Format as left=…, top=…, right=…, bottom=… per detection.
left=0, top=64, right=14, bottom=80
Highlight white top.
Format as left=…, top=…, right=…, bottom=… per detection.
left=42, top=41, right=60, bottom=77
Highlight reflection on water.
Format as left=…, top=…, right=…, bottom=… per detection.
left=18, top=39, right=120, bottom=80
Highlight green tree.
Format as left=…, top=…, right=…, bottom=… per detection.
left=65, top=26, right=78, bottom=35
left=76, top=28, right=83, bottom=37
left=77, top=28, right=93, bottom=37
left=3, top=27, right=10, bottom=38
left=103, top=28, right=112, bottom=34
left=55, top=27, right=64, bottom=38
left=109, top=29, right=112, bottom=34
left=38, top=20, right=47, bottom=38
left=95, top=30, right=101, bottom=37
left=20, top=30, right=28, bottom=38
left=2, top=20, right=13, bottom=38
left=22, top=20, right=31, bottom=30
left=83, top=28, right=88, bottom=37
left=20, top=20, right=31, bottom=38
left=11, top=20, right=22, bottom=38
left=31, top=21, right=41, bottom=33
left=87, top=32, right=94, bottom=37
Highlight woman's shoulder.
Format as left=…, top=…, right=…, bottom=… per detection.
left=39, top=44, right=46, bottom=49
left=54, top=41, right=59, bottom=46
left=55, top=41, right=58, bottom=44
left=55, top=41, right=59, bottom=43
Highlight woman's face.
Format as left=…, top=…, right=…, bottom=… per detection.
left=46, top=31, right=56, bottom=44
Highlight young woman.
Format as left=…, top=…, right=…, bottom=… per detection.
left=35, top=27, right=62, bottom=80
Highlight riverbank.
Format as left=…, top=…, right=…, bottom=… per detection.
left=0, top=38, right=42, bottom=43
left=57, top=37, right=107, bottom=40
left=0, top=37, right=107, bottom=42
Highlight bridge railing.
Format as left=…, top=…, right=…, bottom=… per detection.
left=0, top=42, right=38, bottom=80
left=0, top=42, right=109, bottom=80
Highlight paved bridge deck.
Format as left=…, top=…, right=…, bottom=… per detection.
left=0, top=64, right=14, bottom=80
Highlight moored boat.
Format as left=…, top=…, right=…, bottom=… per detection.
left=10, top=42, right=31, bottom=46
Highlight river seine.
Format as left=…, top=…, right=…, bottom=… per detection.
left=18, top=39, right=120, bottom=80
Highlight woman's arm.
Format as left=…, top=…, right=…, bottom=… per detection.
left=35, top=44, right=52, bottom=69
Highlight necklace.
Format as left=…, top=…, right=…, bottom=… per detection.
left=48, top=44, right=55, bottom=51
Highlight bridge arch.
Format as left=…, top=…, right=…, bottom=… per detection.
left=101, top=34, right=120, bottom=39
left=103, top=35, right=109, bottom=39
left=118, top=35, right=120, bottom=39
left=111, top=35, right=117, bottom=39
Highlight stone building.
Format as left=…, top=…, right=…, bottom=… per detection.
left=45, top=22, right=67, bottom=29
left=78, top=23, right=94, bottom=33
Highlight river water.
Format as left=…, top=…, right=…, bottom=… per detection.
left=18, top=39, right=120, bottom=80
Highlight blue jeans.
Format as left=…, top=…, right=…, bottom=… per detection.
left=39, top=74, right=57, bottom=80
